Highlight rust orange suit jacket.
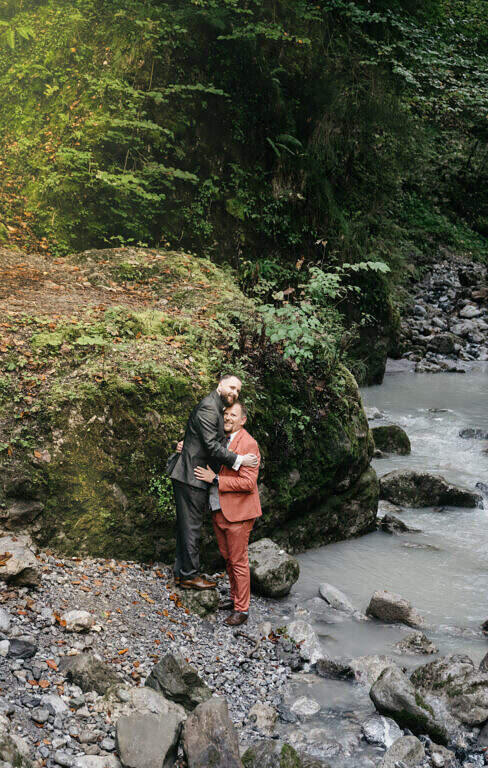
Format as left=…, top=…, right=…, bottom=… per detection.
left=218, top=428, right=262, bottom=522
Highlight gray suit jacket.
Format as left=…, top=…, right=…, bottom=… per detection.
left=168, top=390, right=238, bottom=490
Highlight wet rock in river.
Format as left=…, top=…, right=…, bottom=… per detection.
left=316, top=656, right=355, bottom=680
left=372, top=425, right=411, bottom=455
left=459, top=428, right=488, bottom=440
left=378, top=735, right=425, bottom=768
left=482, top=618, right=488, bottom=635
left=318, top=582, right=356, bottom=614
left=476, top=481, right=488, bottom=496
left=379, top=470, right=483, bottom=508
left=145, top=652, right=211, bottom=711
left=479, top=652, right=488, bottom=673
left=290, top=696, right=321, bottom=720
left=286, top=620, right=323, bottom=664
left=394, top=631, right=438, bottom=656
left=248, top=539, right=299, bottom=597
left=116, top=710, right=182, bottom=768
left=182, top=696, right=242, bottom=768
left=361, top=714, right=402, bottom=748
left=59, top=652, right=121, bottom=695
left=350, top=655, right=399, bottom=687
left=370, top=665, right=460, bottom=744
left=366, top=590, right=424, bottom=628
left=377, top=515, right=421, bottom=534
left=241, top=740, right=328, bottom=768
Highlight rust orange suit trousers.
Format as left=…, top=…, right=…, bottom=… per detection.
left=212, top=510, right=254, bottom=613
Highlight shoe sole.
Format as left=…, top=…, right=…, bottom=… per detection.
left=180, top=584, right=217, bottom=590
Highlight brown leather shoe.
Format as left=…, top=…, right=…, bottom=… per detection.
left=224, top=611, right=248, bottom=626
left=173, top=576, right=181, bottom=585
left=218, top=598, right=234, bottom=611
left=180, top=575, right=217, bottom=590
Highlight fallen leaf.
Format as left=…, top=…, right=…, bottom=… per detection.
left=117, top=649, right=128, bottom=655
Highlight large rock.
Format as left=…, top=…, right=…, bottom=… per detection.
left=248, top=539, right=299, bottom=597
left=248, top=702, right=277, bottom=735
left=145, top=652, right=211, bottom=711
left=370, top=665, right=460, bottom=744
left=379, top=470, right=482, bottom=508
left=316, top=656, right=355, bottom=680
left=286, top=620, right=323, bottom=664
left=242, top=740, right=328, bottom=768
left=480, top=652, right=488, bottom=673
left=372, top=425, right=411, bottom=455
left=181, top=696, right=242, bottom=768
left=378, top=515, right=420, bottom=535
left=116, top=711, right=181, bottom=768
left=59, top=653, right=121, bottom=695
left=366, top=590, right=424, bottom=627
left=378, top=735, right=425, bottom=768
left=0, top=534, right=39, bottom=586
left=411, top=654, right=488, bottom=726
left=350, top=655, right=398, bottom=687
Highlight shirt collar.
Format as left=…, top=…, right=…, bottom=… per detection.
left=228, top=429, right=241, bottom=444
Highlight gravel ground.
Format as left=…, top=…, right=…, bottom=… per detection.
left=0, top=551, right=292, bottom=767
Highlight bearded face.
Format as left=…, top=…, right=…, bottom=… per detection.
left=218, top=376, right=241, bottom=406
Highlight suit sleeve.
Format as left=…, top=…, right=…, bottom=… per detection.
left=219, top=445, right=260, bottom=493
left=194, top=402, right=238, bottom=469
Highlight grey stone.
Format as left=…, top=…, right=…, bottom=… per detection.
left=361, top=714, right=402, bottom=748
left=248, top=702, right=277, bottom=735
left=365, top=406, right=384, bottom=420
left=350, top=655, right=398, bottom=686
left=318, top=583, right=355, bottom=614
left=478, top=720, right=488, bottom=746
left=31, top=707, right=49, bottom=724
left=0, top=608, right=10, bottom=633
left=394, top=631, right=438, bottom=655
left=479, top=652, right=488, bottom=673
left=2, top=499, right=44, bottom=529
left=0, top=534, right=39, bottom=586
left=286, top=620, right=323, bottom=664
left=8, top=638, right=37, bottom=659
left=370, top=665, right=461, bottom=744
left=116, top=711, right=181, bottom=768
left=459, top=428, right=488, bottom=440
left=248, top=539, right=299, bottom=597
left=145, top=652, right=211, bottom=711
left=379, top=470, right=482, bottom=508
left=372, top=425, right=411, bottom=455
left=459, top=305, right=482, bottom=319
left=378, top=735, right=425, bottom=768
left=366, top=590, right=424, bottom=627
left=378, top=515, right=420, bottom=535
left=120, top=685, right=186, bottom=720
left=316, top=656, right=355, bottom=680
left=0, top=640, right=9, bottom=657
left=172, top=586, right=218, bottom=617
left=54, top=751, right=75, bottom=767
left=74, top=757, right=121, bottom=768
left=41, top=694, right=69, bottom=715
left=59, top=653, right=121, bottom=695
left=290, top=696, right=321, bottom=720
left=412, top=656, right=488, bottom=726
left=61, top=610, right=94, bottom=632
left=182, top=696, right=242, bottom=768
left=241, top=740, right=328, bottom=768
left=430, top=743, right=457, bottom=766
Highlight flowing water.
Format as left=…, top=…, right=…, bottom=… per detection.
left=273, top=365, right=488, bottom=763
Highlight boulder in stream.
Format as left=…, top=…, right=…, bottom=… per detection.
left=372, top=425, right=411, bottom=455
left=379, top=470, right=482, bottom=508
left=286, top=620, right=323, bottom=664
left=366, top=590, right=424, bottom=627
left=317, top=583, right=356, bottom=614
left=361, top=714, right=402, bottom=748
left=394, top=631, right=438, bottom=656
left=459, top=427, right=488, bottom=439
left=377, top=515, right=420, bottom=534
left=378, top=735, right=425, bottom=768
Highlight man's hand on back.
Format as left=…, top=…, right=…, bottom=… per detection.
left=241, top=453, right=258, bottom=468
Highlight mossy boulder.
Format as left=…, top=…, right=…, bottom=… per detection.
left=242, top=740, right=330, bottom=768
left=372, top=425, right=411, bottom=455
left=0, top=246, right=376, bottom=563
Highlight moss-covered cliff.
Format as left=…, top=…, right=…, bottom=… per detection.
left=0, top=246, right=376, bottom=563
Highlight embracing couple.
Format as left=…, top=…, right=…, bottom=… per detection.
left=167, top=374, right=262, bottom=627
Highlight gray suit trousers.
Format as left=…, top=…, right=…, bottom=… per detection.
left=172, top=480, right=208, bottom=578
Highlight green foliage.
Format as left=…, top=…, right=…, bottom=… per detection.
left=149, top=471, right=176, bottom=522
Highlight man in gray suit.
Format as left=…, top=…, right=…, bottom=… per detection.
left=169, top=374, right=258, bottom=589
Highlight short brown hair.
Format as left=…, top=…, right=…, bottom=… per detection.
left=235, top=401, right=247, bottom=419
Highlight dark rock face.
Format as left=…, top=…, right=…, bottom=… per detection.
left=58, top=652, right=121, bottom=695
left=182, top=696, right=242, bottom=768
left=459, top=428, right=488, bottom=439
left=372, top=425, right=411, bottom=455
left=8, top=639, right=37, bottom=660
left=248, top=539, right=299, bottom=597
left=145, top=652, right=211, bottom=711
left=379, top=470, right=482, bottom=508
left=480, top=652, right=488, bottom=673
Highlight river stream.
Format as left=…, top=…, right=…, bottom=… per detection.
left=272, top=365, right=488, bottom=765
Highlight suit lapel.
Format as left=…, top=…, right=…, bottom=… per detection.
left=229, top=428, right=246, bottom=455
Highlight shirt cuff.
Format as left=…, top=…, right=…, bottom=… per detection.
left=232, top=455, right=243, bottom=471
